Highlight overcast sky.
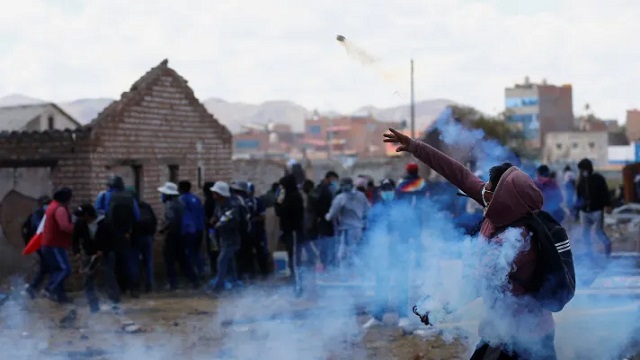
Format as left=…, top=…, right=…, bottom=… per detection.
left=1, top=0, right=638, bottom=121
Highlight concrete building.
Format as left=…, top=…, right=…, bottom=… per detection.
left=626, top=109, right=640, bottom=142
left=543, top=131, right=608, bottom=168
left=0, top=59, right=232, bottom=283
left=505, top=77, right=574, bottom=148
left=0, top=103, right=80, bottom=132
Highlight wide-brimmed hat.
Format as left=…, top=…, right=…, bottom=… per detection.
left=210, top=181, right=231, bottom=197
left=157, top=182, right=180, bottom=195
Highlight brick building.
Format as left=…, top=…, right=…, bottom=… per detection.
left=0, top=59, right=232, bottom=282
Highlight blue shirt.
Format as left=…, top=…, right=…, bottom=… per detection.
left=180, top=192, right=205, bottom=234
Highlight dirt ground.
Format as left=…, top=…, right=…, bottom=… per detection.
left=0, top=284, right=469, bottom=360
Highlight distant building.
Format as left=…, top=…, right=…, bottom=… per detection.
left=0, top=103, right=80, bottom=132
left=504, top=77, right=574, bottom=148
left=543, top=131, right=608, bottom=168
left=626, top=109, right=640, bottom=142
left=304, top=115, right=401, bottom=159
left=232, top=123, right=301, bottom=159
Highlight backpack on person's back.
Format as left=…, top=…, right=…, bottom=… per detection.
left=135, top=201, right=157, bottom=237
left=502, top=210, right=576, bottom=312
left=107, top=191, right=136, bottom=234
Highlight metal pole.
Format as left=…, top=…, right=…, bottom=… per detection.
left=410, top=59, right=415, bottom=139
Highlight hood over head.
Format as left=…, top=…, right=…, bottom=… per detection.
left=484, top=167, right=543, bottom=228
left=279, top=174, right=298, bottom=192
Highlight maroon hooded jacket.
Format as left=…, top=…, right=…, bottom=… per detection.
left=407, top=139, right=554, bottom=341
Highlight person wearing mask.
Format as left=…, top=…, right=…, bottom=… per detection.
left=208, top=181, right=242, bottom=292
left=23, top=196, right=51, bottom=299
left=534, top=165, right=565, bottom=224
left=363, top=178, right=413, bottom=330
left=179, top=180, right=206, bottom=282
left=309, top=171, right=339, bottom=269
left=128, top=186, right=158, bottom=293
left=203, top=181, right=218, bottom=276
left=158, top=182, right=196, bottom=291
left=275, top=174, right=306, bottom=295
left=41, top=187, right=75, bottom=303
left=384, top=128, right=557, bottom=359
left=325, top=177, right=370, bottom=276
left=576, top=158, right=613, bottom=258
left=246, top=182, right=271, bottom=278
left=72, top=204, right=120, bottom=312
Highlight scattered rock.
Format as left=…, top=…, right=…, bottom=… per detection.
left=123, top=324, right=143, bottom=333
left=172, top=321, right=180, bottom=327
left=80, top=334, right=89, bottom=340
left=59, top=309, right=77, bottom=328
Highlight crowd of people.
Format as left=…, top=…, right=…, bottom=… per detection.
left=17, top=127, right=619, bottom=359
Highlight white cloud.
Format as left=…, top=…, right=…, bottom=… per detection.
left=0, top=0, right=639, bottom=121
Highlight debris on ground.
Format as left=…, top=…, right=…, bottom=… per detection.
left=59, top=309, right=77, bottom=328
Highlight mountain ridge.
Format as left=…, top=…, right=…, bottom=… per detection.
left=0, top=94, right=457, bottom=133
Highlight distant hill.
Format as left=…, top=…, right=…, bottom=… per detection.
left=0, top=94, right=458, bottom=133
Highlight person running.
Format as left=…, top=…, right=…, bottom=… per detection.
left=23, top=196, right=51, bottom=299
left=72, top=204, right=120, bottom=312
left=41, top=187, right=75, bottom=303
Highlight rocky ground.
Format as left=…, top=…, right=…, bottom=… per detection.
left=0, top=284, right=470, bottom=360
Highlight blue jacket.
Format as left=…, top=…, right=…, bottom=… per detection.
left=180, top=192, right=205, bottom=235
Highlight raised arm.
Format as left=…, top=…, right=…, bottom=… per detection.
left=384, top=128, right=485, bottom=204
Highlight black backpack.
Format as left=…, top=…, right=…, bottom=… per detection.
left=107, top=191, right=137, bottom=234
left=505, top=210, right=576, bottom=312
left=136, top=202, right=157, bottom=236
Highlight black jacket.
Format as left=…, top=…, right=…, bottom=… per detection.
left=576, top=172, right=611, bottom=212
left=72, top=217, right=115, bottom=256
left=311, top=182, right=335, bottom=237
left=275, top=174, right=304, bottom=232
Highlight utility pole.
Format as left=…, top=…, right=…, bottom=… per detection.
left=410, top=59, right=415, bottom=139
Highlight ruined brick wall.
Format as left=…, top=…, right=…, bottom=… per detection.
left=0, top=129, right=92, bottom=284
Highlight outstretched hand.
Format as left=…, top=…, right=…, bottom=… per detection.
left=383, top=128, right=412, bottom=152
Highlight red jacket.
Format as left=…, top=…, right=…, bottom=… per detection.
left=42, top=200, right=74, bottom=248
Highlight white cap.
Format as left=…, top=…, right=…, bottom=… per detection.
left=210, top=181, right=231, bottom=197
left=157, top=182, right=179, bottom=195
